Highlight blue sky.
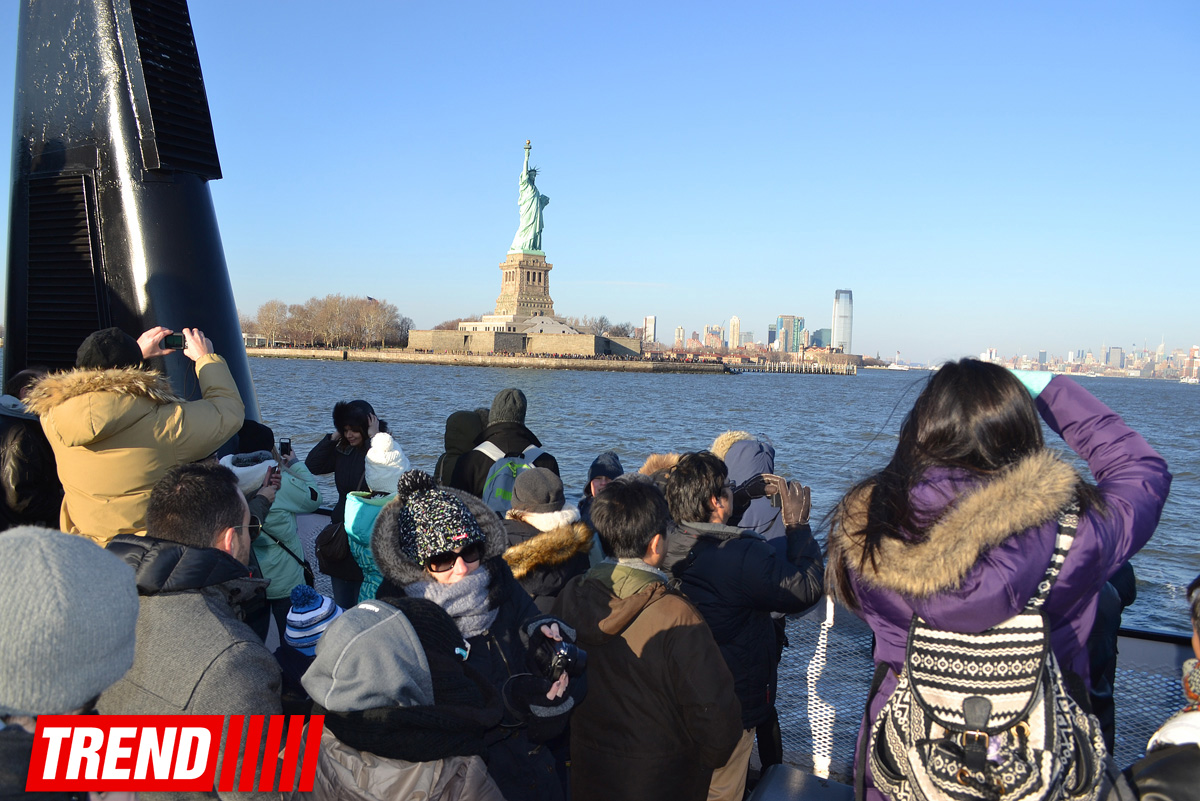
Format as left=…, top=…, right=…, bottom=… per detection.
left=0, top=1, right=1196, bottom=363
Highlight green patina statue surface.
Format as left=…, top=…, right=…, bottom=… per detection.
left=509, top=141, right=549, bottom=254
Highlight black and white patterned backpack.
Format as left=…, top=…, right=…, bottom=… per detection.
left=865, top=500, right=1107, bottom=801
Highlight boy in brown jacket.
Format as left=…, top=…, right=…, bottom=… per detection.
left=552, top=478, right=742, bottom=801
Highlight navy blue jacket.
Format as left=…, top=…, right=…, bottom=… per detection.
left=664, top=520, right=823, bottom=729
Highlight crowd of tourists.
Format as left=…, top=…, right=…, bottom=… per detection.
left=0, top=325, right=1194, bottom=801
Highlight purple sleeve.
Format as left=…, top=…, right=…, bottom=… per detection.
left=1037, top=375, right=1171, bottom=572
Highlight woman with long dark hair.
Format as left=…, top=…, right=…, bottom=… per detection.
left=828, top=360, right=1170, bottom=801
left=306, top=400, right=407, bottom=608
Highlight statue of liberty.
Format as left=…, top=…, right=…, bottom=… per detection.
left=509, top=140, right=549, bottom=253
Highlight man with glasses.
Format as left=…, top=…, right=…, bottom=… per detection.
left=663, top=451, right=825, bottom=801
left=101, top=462, right=284, bottom=799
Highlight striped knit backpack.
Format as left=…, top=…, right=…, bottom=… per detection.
left=866, top=500, right=1107, bottom=801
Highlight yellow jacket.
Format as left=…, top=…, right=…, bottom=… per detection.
left=25, top=355, right=244, bottom=544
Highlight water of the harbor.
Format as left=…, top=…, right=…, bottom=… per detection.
left=253, top=357, right=1198, bottom=637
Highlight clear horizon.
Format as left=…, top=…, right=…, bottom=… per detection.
left=0, top=2, right=1195, bottom=364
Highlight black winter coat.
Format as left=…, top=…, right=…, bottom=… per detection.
left=663, top=520, right=824, bottom=729
left=502, top=514, right=593, bottom=614
left=304, top=434, right=366, bottom=524
left=0, top=402, right=62, bottom=530
left=449, top=422, right=559, bottom=498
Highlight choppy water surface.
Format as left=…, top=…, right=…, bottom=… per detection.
left=251, top=358, right=1200, bottom=635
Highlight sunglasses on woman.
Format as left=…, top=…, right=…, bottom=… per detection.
left=424, top=542, right=485, bottom=573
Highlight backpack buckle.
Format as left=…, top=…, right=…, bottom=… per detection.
left=959, top=730, right=988, bottom=749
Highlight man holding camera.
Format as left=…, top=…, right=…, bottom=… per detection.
left=552, top=477, right=743, bottom=801
left=26, top=325, right=244, bottom=545
left=662, top=451, right=824, bottom=801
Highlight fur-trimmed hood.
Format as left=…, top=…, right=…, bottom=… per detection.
left=502, top=507, right=593, bottom=580
left=829, top=449, right=1079, bottom=599
left=639, top=453, right=681, bottom=476
left=26, top=367, right=182, bottom=412
left=372, top=486, right=509, bottom=590
left=25, top=367, right=183, bottom=447
left=709, top=430, right=756, bottom=461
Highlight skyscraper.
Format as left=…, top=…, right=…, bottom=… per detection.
left=767, top=324, right=777, bottom=348
left=832, top=290, right=853, bottom=353
left=729, top=316, right=741, bottom=351
left=642, top=315, right=656, bottom=344
left=776, top=316, right=793, bottom=352
left=674, top=326, right=685, bottom=349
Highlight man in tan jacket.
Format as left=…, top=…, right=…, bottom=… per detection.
left=25, top=326, right=244, bottom=544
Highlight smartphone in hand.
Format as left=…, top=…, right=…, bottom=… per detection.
left=279, top=438, right=292, bottom=457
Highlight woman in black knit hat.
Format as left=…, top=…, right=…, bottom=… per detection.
left=372, top=470, right=584, bottom=801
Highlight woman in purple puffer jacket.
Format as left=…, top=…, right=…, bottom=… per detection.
left=827, top=359, right=1171, bottom=801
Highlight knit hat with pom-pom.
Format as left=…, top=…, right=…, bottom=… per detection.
left=391, top=470, right=486, bottom=564
left=284, top=585, right=344, bottom=656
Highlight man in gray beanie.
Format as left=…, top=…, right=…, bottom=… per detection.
left=450, top=387, right=560, bottom=503
left=502, top=468, right=594, bottom=613
left=0, top=526, right=140, bottom=796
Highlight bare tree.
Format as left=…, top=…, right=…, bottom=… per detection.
left=256, top=300, right=288, bottom=347
left=608, top=322, right=635, bottom=338
left=286, top=302, right=317, bottom=348
left=312, top=294, right=349, bottom=347
left=433, top=314, right=482, bottom=330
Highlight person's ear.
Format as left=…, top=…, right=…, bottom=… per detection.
left=645, top=532, right=666, bottom=563
left=213, top=526, right=238, bottom=557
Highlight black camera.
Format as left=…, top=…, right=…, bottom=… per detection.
left=532, top=639, right=587, bottom=679
left=547, top=641, right=587, bottom=679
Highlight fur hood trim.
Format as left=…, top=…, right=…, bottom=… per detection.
left=506, top=506, right=580, bottom=532
left=503, top=520, right=594, bottom=579
left=25, top=367, right=182, bottom=414
left=639, top=453, right=681, bottom=476
left=710, top=430, right=755, bottom=461
left=829, top=449, right=1079, bottom=599
left=372, top=486, right=509, bottom=589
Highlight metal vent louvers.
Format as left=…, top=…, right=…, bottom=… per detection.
left=129, top=0, right=222, bottom=178
left=25, top=175, right=105, bottom=369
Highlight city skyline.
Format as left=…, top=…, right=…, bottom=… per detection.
left=0, top=3, right=1195, bottom=363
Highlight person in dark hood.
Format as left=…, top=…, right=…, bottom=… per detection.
left=434, top=410, right=486, bottom=486
left=577, top=451, right=622, bottom=529
left=449, top=388, right=559, bottom=499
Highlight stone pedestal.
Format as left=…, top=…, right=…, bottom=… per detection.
left=495, top=251, right=555, bottom=317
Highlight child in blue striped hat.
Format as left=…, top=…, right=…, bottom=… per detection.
left=285, top=585, right=344, bottom=655
left=274, top=585, right=344, bottom=715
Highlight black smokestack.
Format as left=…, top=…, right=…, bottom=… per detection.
left=4, top=0, right=259, bottom=418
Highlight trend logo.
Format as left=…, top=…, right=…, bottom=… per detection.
left=26, top=715, right=323, bottom=793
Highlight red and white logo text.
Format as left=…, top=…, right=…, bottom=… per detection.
left=26, top=715, right=323, bottom=792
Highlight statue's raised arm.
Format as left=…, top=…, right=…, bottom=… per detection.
left=509, top=140, right=550, bottom=254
